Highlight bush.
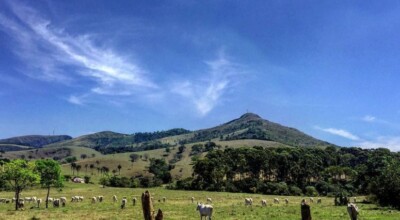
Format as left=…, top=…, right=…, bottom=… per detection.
left=84, top=176, right=91, bottom=184
left=305, top=186, right=319, bottom=196
left=289, top=185, right=303, bottom=196
left=63, top=175, right=71, bottom=182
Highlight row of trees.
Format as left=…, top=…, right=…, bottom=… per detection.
left=0, top=159, right=63, bottom=210
left=173, top=146, right=400, bottom=208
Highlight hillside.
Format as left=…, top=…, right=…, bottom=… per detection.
left=0, top=135, right=72, bottom=150
left=185, top=113, right=332, bottom=147
left=43, top=113, right=332, bottom=153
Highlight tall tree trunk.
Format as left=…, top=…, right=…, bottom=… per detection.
left=46, top=186, right=50, bottom=208
left=15, top=189, right=19, bottom=211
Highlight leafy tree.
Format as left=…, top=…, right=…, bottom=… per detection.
left=76, top=164, right=82, bottom=176
left=117, top=164, right=122, bottom=175
left=80, top=154, right=87, bottom=159
left=370, top=159, right=400, bottom=208
left=149, top=158, right=172, bottom=183
left=0, top=160, right=40, bottom=210
left=35, top=159, right=63, bottom=208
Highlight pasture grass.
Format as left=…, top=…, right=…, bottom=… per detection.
left=0, top=182, right=399, bottom=219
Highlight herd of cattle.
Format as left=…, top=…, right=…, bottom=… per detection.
left=0, top=195, right=358, bottom=219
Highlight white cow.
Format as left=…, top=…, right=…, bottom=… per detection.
left=132, top=197, right=137, bottom=206
left=191, top=197, right=195, bottom=203
left=317, top=198, right=322, bottom=204
left=244, top=198, right=253, bottom=206
left=36, top=199, right=42, bottom=208
left=309, top=197, right=314, bottom=203
left=113, top=195, right=118, bottom=202
left=197, top=203, right=213, bottom=220
left=261, top=199, right=267, bottom=207
left=285, top=198, right=289, bottom=204
left=97, top=196, right=104, bottom=202
left=347, top=203, right=359, bottom=220
left=91, top=197, right=97, bottom=204
left=274, top=198, right=279, bottom=204
left=206, top=198, right=212, bottom=203
left=59, top=197, right=67, bottom=207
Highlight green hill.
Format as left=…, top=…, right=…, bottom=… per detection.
left=188, top=113, right=332, bottom=147
left=0, top=135, right=72, bottom=149
left=43, top=113, right=333, bottom=154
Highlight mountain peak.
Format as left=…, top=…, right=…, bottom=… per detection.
left=239, top=112, right=262, bottom=120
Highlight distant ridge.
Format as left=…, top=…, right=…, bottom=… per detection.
left=0, top=135, right=72, bottom=149
left=1, top=113, right=334, bottom=152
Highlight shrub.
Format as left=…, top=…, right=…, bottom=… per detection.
left=305, top=186, right=319, bottom=196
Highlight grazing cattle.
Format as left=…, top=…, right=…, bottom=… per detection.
left=91, top=197, right=97, bottom=204
left=353, top=197, right=357, bottom=203
left=197, top=203, right=213, bottom=220
left=71, top=196, right=78, bottom=202
left=162, top=197, right=166, bottom=203
left=121, top=198, right=127, bottom=209
left=113, top=195, right=118, bottom=202
left=274, top=198, right=279, bottom=204
left=244, top=198, right=253, bottom=206
left=191, top=197, right=195, bottom=203
left=37, top=199, right=42, bottom=208
left=17, top=200, right=24, bottom=209
left=261, top=199, right=267, bottom=207
left=317, top=198, right=322, bottom=204
left=47, top=198, right=54, bottom=203
left=309, top=197, right=314, bottom=203
left=132, top=197, right=137, bottom=206
left=53, top=199, right=60, bottom=208
left=206, top=198, right=212, bottom=203
left=347, top=203, right=359, bottom=220
left=25, top=197, right=37, bottom=203
left=98, top=196, right=104, bottom=202
left=60, top=197, right=67, bottom=206
left=285, top=198, right=289, bottom=204
left=12, top=198, right=16, bottom=203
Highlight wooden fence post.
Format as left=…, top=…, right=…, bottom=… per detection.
left=301, top=199, right=312, bottom=220
left=141, top=191, right=163, bottom=220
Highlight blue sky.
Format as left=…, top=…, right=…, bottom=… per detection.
left=1, top=0, right=400, bottom=150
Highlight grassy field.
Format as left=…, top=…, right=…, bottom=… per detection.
left=0, top=182, right=399, bottom=220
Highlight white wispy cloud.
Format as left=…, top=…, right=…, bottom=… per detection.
left=0, top=2, right=156, bottom=95
left=315, top=126, right=360, bottom=141
left=356, top=136, right=400, bottom=152
left=171, top=53, right=242, bottom=115
left=67, top=95, right=86, bottom=106
left=362, top=115, right=376, bottom=122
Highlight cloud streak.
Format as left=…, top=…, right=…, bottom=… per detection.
left=357, top=136, right=400, bottom=152
left=315, top=126, right=360, bottom=141
left=0, top=2, right=246, bottom=115
left=172, top=53, right=241, bottom=115
left=0, top=2, right=156, bottom=96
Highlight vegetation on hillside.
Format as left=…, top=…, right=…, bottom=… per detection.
left=0, top=135, right=72, bottom=149
left=172, top=146, right=400, bottom=209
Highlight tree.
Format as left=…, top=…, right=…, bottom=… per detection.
left=71, top=162, right=77, bottom=175
left=76, top=164, right=82, bottom=176
left=35, top=159, right=63, bottom=208
left=80, top=154, right=87, bottom=159
left=129, top=154, right=140, bottom=166
left=0, top=160, right=40, bottom=210
left=149, top=158, right=172, bottom=184
left=89, top=164, right=95, bottom=175
left=117, top=164, right=122, bottom=175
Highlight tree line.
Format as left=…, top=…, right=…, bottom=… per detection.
left=173, top=146, right=400, bottom=208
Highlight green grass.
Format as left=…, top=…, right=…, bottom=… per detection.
left=0, top=182, right=398, bottom=220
